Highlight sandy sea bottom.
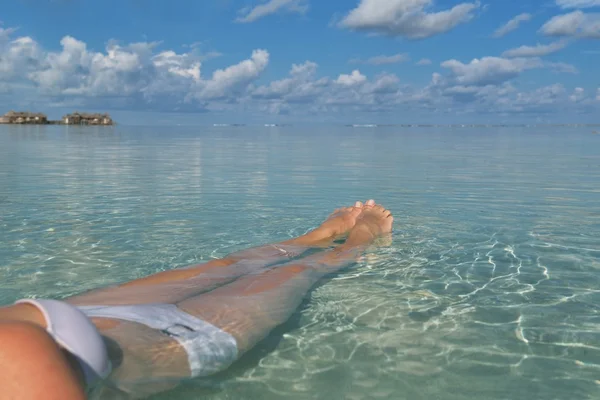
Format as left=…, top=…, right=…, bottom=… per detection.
left=1, top=125, right=599, bottom=399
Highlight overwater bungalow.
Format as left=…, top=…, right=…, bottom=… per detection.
left=62, top=112, right=114, bottom=126
left=0, top=111, right=48, bottom=124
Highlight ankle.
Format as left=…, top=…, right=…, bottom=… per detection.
left=289, top=228, right=334, bottom=246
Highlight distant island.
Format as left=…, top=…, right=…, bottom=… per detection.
left=0, top=111, right=115, bottom=126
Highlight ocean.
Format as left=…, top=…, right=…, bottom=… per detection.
left=1, top=124, right=599, bottom=399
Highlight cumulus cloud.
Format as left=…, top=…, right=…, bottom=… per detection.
left=416, top=58, right=432, bottom=65
left=251, top=60, right=327, bottom=102
left=493, top=13, right=532, bottom=38
left=336, top=70, right=367, bottom=86
left=569, top=87, right=585, bottom=102
left=194, top=49, right=269, bottom=99
left=540, top=11, right=600, bottom=38
left=0, top=28, right=270, bottom=110
left=236, top=0, right=309, bottom=23
left=247, top=54, right=588, bottom=118
left=509, top=84, right=597, bottom=111
left=28, top=37, right=157, bottom=96
left=0, top=35, right=43, bottom=81
left=440, top=57, right=543, bottom=86
left=338, top=0, right=479, bottom=39
left=0, top=25, right=596, bottom=120
left=502, top=40, right=568, bottom=57
left=250, top=64, right=403, bottom=113
left=420, top=78, right=590, bottom=115
left=508, top=83, right=568, bottom=112
left=555, top=0, right=600, bottom=8
left=352, top=53, right=410, bottom=65
left=0, top=27, right=17, bottom=42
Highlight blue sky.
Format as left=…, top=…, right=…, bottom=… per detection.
left=1, top=0, right=599, bottom=124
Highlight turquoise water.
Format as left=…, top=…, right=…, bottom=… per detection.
left=1, top=124, right=600, bottom=399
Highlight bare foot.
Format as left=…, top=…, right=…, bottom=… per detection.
left=306, top=203, right=393, bottom=272
left=345, top=204, right=394, bottom=247
left=288, top=200, right=372, bottom=246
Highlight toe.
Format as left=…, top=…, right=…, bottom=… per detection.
left=365, top=199, right=376, bottom=207
left=355, top=201, right=363, bottom=208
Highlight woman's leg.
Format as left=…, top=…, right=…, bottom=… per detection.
left=0, top=321, right=86, bottom=400
left=67, top=203, right=368, bottom=306
left=92, top=205, right=393, bottom=397
left=177, top=204, right=393, bottom=354
left=0, top=204, right=391, bottom=400
left=120, top=202, right=367, bottom=286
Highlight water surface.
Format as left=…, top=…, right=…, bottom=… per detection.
left=1, top=124, right=599, bottom=399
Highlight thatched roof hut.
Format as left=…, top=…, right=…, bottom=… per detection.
left=63, top=112, right=113, bottom=125
left=1, top=111, right=48, bottom=124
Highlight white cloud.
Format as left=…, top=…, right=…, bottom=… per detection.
left=440, top=57, right=543, bottom=86
left=29, top=37, right=158, bottom=97
left=540, top=11, right=600, bottom=38
left=569, top=87, right=585, bottom=102
left=416, top=58, right=432, bottom=65
left=0, top=25, right=596, bottom=120
left=0, top=27, right=17, bottom=42
left=419, top=79, right=593, bottom=116
left=339, top=0, right=479, bottom=39
left=352, top=53, right=410, bottom=65
left=252, top=60, right=326, bottom=102
left=152, top=51, right=201, bottom=82
left=547, top=61, right=579, bottom=73
left=250, top=65, right=402, bottom=112
left=502, top=40, right=568, bottom=57
left=556, top=0, right=600, bottom=9
left=0, top=28, right=269, bottom=110
left=236, top=0, right=309, bottom=23
left=0, top=35, right=43, bottom=80
left=336, top=70, right=367, bottom=86
left=509, top=83, right=568, bottom=112
left=195, top=49, right=269, bottom=99
left=493, top=13, right=532, bottom=38
left=324, top=73, right=401, bottom=107
left=366, top=73, right=401, bottom=93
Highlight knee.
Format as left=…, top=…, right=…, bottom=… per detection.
left=283, top=264, right=311, bottom=275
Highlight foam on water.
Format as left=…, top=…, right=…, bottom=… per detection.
left=1, top=124, right=599, bottom=399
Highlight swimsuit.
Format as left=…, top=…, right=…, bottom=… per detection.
left=15, top=299, right=238, bottom=391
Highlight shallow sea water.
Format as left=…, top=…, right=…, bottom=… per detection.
left=1, top=124, right=600, bottom=400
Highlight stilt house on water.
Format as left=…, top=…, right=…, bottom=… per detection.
left=0, top=111, right=48, bottom=124
left=62, top=112, right=114, bottom=125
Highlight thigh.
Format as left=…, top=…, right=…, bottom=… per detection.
left=177, top=263, right=318, bottom=354
left=96, top=319, right=190, bottom=392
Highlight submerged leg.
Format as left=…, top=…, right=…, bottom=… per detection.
left=177, top=204, right=393, bottom=354
left=67, top=202, right=368, bottom=305
left=95, top=205, right=393, bottom=396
